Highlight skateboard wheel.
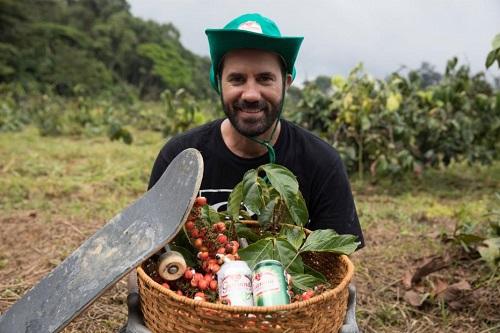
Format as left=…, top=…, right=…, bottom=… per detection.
left=158, top=251, right=186, bottom=280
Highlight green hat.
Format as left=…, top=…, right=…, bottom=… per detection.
left=205, top=13, right=304, bottom=93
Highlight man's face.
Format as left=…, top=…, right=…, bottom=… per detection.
left=219, top=49, right=290, bottom=137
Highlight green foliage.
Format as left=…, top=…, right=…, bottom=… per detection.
left=446, top=192, right=500, bottom=270
left=230, top=163, right=359, bottom=292
left=138, top=42, right=192, bottom=94
left=295, top=60, right=500, bottom=179
left=0, top=0, right=214, bottom=100
left=160, top=89, right=210, bottom=137
left=107, top=122, right=133, bottom=144
left=228, top=164, right=309, bottom=229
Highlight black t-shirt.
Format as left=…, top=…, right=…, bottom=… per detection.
left=149, top=119, right=364, bottom=248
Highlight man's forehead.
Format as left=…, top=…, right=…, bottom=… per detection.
left=221, top=49, right=284, bottom=72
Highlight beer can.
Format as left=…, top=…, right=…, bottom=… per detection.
left=252, top=260, right=290, bottom=306
left=217, top=260, right=253, bottom=306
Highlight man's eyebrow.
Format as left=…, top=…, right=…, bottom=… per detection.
left=258, top=72, right=276, bottom=77
left=225, top=72, right=245, bottom=79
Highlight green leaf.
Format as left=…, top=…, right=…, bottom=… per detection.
left=239, top=210, right=254, bottom=220
left=227, top=181, right=243, bottom=221
left=258, top=176, right=271, bottom=204
left=238, top=238, right=273, bottom=269
left=260, top=164, right=299, bottom=196
left=478, top=237, right=500, bottom=270
left=361, top=115, right=371, bottom=130
left=260, top=164, right=308, bottom=226
left=242, top=169, right=264, bottom=215
left=300, top=230, right=360, bottom=255
left=453, top=233, right=486, bottom=246
left=289, top=273, right=325, bottom=292
left=279, top=224, right=306, bottom=250
left=287, top=192, right=309, bottom=226
left=492, top=33, right=500, bottom=50
left=258, top=197, right=278, bottom=226
left=201, top=205, right=221, bottom=224
left=169, top=245, right=197, bottom=268
left=235, top=223, right=261, bottom=243
left=485, top=49, right=499, bottom=69
left=303, top=264, right=327, bottom=282
left=273, top=238, right=304, bottom=274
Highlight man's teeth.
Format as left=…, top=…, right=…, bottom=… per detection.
left=241, top=109, right=262, bottom=113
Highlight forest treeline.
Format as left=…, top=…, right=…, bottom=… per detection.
left=0, top=0, right=215, bottom=100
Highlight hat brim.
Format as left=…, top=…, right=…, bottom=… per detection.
left=206, top=29, right=303, bottom=93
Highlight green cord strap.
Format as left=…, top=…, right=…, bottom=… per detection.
left=248, top=136, right=276, bottom=163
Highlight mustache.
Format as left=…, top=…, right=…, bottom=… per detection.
left=232, top=99, right=268, bottom=110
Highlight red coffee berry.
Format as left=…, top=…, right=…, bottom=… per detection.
left=184, top=268, right=194, bottom=280
left=194, top=292, right=205, bottom=301
left=194, top=238, right=203, bottom=249
left=209, top=280, right=218, bottom=291
left=195, top=197, right=207, bottom=206
left=217, top=234, right=228, bottom=244
left=198, top=279, right=208, bottom=291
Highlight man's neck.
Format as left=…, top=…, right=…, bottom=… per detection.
left=220, top=119, right=281, bottom=159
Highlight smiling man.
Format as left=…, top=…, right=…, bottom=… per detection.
left=121, top=13, right=363, bottom=333
left=148, top=14, right=364, bottom=242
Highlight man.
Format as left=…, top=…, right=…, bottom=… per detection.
left=121, top=13, right=363, bottom=333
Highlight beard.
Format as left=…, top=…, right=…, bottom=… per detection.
left=222, top=97, right=282, bottom=137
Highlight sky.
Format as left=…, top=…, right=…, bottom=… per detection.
left=128, top=0, right=500, bottom=85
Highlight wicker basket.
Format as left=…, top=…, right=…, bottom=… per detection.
left=137, top=251, right=354, bottom=333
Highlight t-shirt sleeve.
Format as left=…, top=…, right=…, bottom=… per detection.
left=147, top=140, right=182, bottom=190
left=306, top=153, right=365, bottom=249
left=147, top=149, right=169, bottom=190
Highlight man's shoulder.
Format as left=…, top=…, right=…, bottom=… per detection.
left=170, top=119, right=221, bottom=143
left=283, top=120, right=342, bottom=163
left=159, top=119, right=222, bottom=158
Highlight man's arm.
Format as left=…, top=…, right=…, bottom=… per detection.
left=306, top=152, right=364, bottom=248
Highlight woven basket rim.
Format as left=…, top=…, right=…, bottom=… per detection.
left=137, top=254, right=353, bottom=313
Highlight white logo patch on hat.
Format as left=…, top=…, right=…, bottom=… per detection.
left=238, top=21, right=262, bottom=34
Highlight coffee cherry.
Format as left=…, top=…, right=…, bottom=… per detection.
left=194, top=238, right=203, bottom=249
left=217, top=234, right=228, bottom=244
left=198, top=279, right=208, bottom=290
left=209, top=280, right=218, bottom=291
left=184, top=268, right=194, bottom=280
left=195, top=197, right=207, bottom=206
left=185, top=221, right=195, bottom=231
left=194, top=292, right=205, bottom=301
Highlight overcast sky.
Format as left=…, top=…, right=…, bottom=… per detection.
left=128, top=0, right=500, bottom=84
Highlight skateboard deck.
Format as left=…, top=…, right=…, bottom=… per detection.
left=0, top=148, right=203, bottom=333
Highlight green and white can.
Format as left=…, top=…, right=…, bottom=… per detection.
left=252, top=259, right=290, bottom=306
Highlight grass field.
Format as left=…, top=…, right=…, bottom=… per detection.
left=1, top=128, right=499, bottom=332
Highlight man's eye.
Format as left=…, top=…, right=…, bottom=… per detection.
left=258, top=76, right=274, bottom=83
left=229, top=76, right=244, bottom=83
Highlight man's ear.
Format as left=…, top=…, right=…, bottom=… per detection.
left=285, top=73, right=293, bottom=90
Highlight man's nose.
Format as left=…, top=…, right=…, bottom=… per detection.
left=241, top=81, right=261, bottom=102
